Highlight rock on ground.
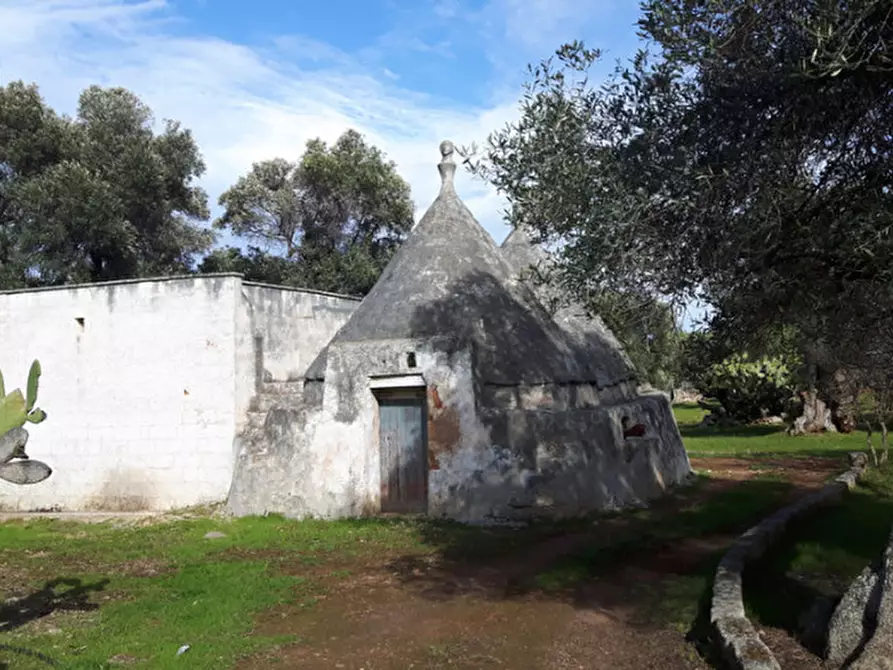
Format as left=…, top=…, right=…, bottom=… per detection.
left=827, top=523, right=893, bottom=669
left=848, top=530, right=893, bottom=669
left=825, top=564, right=882, bottom=665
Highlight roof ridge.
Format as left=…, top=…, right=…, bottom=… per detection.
left=304, top=141, right=636, bottom=387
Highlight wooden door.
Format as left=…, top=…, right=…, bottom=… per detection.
left=378, top=390, right=428, bottom=513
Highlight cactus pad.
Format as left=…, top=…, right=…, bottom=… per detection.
left=26, top=360, right=40, bottom=412
left=0, top=459, right=52, bottom=485
left=0, top=389, right=27, bottom=437
left=0, top=427, right=28, bottom=464
left=0, top=359, right=51, bottom=486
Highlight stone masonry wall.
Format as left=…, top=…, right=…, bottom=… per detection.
left=0, top=275, right=242, bottom=512
left=228, top=335, right=692, bottom=523
left=233, top=282, right=359, bottom=433
left=0, top=274, right=358, bottom=513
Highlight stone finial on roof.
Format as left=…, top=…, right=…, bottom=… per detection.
left=438, top=140, right=456, bottom=194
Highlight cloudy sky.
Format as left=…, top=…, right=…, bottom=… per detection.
left=0, top=0, right=646, bottom=247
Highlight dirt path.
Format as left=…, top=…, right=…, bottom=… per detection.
left=234, top=456, right=844, bottom=670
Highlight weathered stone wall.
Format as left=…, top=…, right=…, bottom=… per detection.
left=233, top=283, right=359, bottom=432
left=228, top=334, right=691, bottom=523
left=438, top=391, right=691, bottom=522
left=478, top=380, right=640, bottom=411
left=0, top=275, right=243, bottom=512
left=826, top=508, right=893, bottom=669
left=228, top=336, right=483, bottom=519
left=239, top=283, right=359, bottom=383
left=0, top=274, right=358, bottom=513
left=710, top=453, right=867, bottom=670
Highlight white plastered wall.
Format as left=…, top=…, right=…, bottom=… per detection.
left=233, top=283, right=360, bottom=430
left=286, top=340, right=482, bottom=519
left=0, top=275, right=242, bottom=512
left=0, top=275, right=359, bottom=513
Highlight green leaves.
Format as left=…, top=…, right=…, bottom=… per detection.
left=0, top=389, right=27, bottom=438
left=0, top=360, right=51, bottom=485
left=26, top=359, right=40, bottom=412
left=0, top=360, right=47, bottom=436
left=468, top=0, right=893, bottom=387
left=698, top=353, right=798, bottom=423
left=211, top=129, right=413, bottom=296
left=0, top=81, right=214, bottom=288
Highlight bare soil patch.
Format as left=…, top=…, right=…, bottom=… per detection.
left=757, top=627, right=826, bottom=670
left=234, top=456, right=844, bottom=670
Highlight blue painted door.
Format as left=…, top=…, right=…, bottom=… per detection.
left=378, top=391, right=428, bottom=513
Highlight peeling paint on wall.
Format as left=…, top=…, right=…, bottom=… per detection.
left=427, top=384, right=461, bottom=471
left=228, top=335, right=692, bottom=525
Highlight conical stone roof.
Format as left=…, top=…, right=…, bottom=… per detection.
left=305, top=141, right=632, bottom=386
left=501, top=225, right=550, bottom=275
left=499, top=225, right=636, bottom=384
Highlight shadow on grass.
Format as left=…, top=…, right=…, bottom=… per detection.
left=0, top=577, right=109, bottom=634
left=688, top=449, right=854, bottom=460
left=680, top=424, right=787, bottom=440
left=373, top=476, right=815, bottom=668
left=0, top=577, right=108, bottom=668
left=743, top=468, right=893, bottom=655
left=0, top=642, right=60, bottom=668
left=386, top=476, right=797, bottom=608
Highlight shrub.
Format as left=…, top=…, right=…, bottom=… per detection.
left=697, top=354, right=797, bottom=423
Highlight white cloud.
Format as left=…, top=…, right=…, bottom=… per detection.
left=0, top=0, right=520, bottom=247
left=488, top=0, right=614, bottom=50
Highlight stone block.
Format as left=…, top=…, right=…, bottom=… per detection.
left=826, top=563, right=881, bottom=665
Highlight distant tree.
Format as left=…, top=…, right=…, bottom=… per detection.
left=465, top=1, right=893, bottom=431
left=213, top=130, right=414, bottom=296
left=678, top=327, right=802, bottom=424
left=0, top=81, right=213, bottom=287
left=588, top=291, right=683, bottom=392
left=198, top=246, right=296, bottom=287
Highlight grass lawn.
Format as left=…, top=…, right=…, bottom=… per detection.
left=0, top=516, right=436, bottom=668
left=743, top=464, right=893, bottom=658
left=676, top=402, right=872, bottom=458
left=677, top=403, right=893, bottom=660
left=0, top=405, right=891, bottom=668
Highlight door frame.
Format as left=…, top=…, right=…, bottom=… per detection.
left=372, top=382, right=429, bottom=514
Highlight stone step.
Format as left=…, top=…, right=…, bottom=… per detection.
left=252, top=394, right=292, bottom=413
left=262, top=381, right=304, bottom=395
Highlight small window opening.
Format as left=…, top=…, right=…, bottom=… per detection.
left=406, top=352, right=417, bottom=369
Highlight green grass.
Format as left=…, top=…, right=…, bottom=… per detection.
left=531, top=473, right=794, bottom=601
left=674, top=402, right=870, bottom=458
left=529, top=406, right=893, bottom=638
left=673, top=402, right=709, bottom=427
left=2, top=407, right=890, bottom=667
left=744, top=465, right=893, bottom=639
left=0, top=516, right=429, bottom=669
left=672, top=402, right=893, bottom=647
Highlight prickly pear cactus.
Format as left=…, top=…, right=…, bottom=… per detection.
left=0, top=360, right=52, bottom=485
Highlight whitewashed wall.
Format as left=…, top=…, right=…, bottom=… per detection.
left=233, top=282, right=359, bottom=429
left=0, top=274, right=358, bottom=513
left=0, top=275, right=241, bottom=512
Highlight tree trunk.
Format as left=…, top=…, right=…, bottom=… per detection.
left=881, top=420, right=889, bottom=465
left=788, top=389, right=838, bottom=436
left=867, top=422, right=879, bottom=467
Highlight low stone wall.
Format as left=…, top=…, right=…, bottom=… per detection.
left=826, top=522, right=893, bottom=668
left=710, top=452, right=868, bottom=670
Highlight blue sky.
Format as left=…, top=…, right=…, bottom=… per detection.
left=0, top=0, right=707, bottom=326
left=0, top=0, right=643, bottom=237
